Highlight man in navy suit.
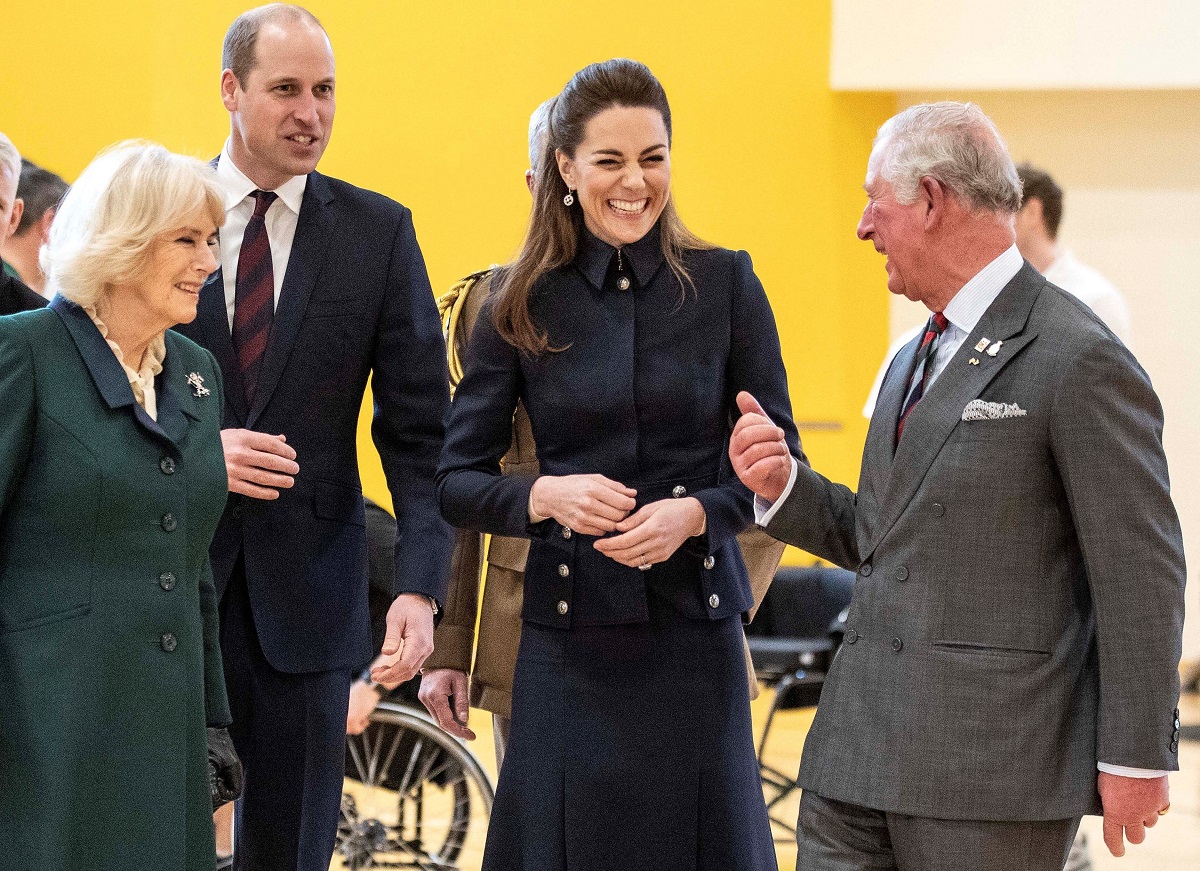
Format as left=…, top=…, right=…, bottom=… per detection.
left=174, top=5, right=453, bottom=869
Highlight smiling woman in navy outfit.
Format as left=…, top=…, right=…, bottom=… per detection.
left=0, top=142, right=236, bottom=870
left=437, top=59, right=801, bottom=871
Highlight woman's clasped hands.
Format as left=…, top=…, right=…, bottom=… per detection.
left=529, top=474, right=706, bottom=568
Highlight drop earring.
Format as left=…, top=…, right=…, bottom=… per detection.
left=563, top=189, right=575, bottom=207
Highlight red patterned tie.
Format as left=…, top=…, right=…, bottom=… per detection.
left=896, top=311, right=949, bottom=441
left=232, top=190, right=278, bottom=404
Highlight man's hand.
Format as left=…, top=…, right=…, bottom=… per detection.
left=220, top=429, right=299, bottom=500
left=529, top=474, right=637, bottom=536
left=729, top=391, right=792, bottom=504
left=1098, top=771, right=1170, bottom=857
left=593, top=498, right=705, bottom=568
left=417, top=668, right=476, bottom=741
left=370, top=593, right=435, bottom=685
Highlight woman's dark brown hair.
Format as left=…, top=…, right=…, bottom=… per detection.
left=494, top=58, right=712, bottom=356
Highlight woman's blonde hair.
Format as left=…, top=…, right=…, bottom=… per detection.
left=42, top=140, right=225, bottom=307
left=494, top=58, right=712, bottom=356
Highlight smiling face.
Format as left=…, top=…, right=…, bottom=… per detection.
left=222, top=19, right=335, bottom=190
left=118, top=206, right=220, bottom=331
left=556, top=106, right=671, bottom=248
left=856, top=138, right=930, bottom=303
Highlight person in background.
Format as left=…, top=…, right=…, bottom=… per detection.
left=438, top=58, right=799, bottom=871
left=8, top=159, right=70, bottom=298
left=0, top=140, right=240, bottom=870
left=732, top=101, right=1184, bottom=871
left=173, top=6, right=452, bottom=869
left=1014, top=162, right=1132, bottom=343
left=0, top=133, right=46, bottom=315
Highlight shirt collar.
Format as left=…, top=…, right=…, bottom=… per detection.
left=217, top=140, right=308, bottom=216
left=942, top=244, right=1023, bottom=335
left=574, top=223, right=665, bottom=291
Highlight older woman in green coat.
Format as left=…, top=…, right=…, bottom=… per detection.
left=0, top=142, right=238, bottom=869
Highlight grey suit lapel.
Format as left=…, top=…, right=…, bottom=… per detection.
left=855, top=338, right=916, bottom=547
left=865, top=263, right=1046, bottom=556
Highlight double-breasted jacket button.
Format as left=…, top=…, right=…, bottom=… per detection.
left=160, top=456, right=177, bottom=475
left=703, top=555, right=716, bottom=570
left=932, top=502, right=945, bottom=517
left=891, top=636, right=904, bottom=652
left=158, top=572, right=177, bottom=591
left=859, top=562, right=873, bottom=577
left=160, top=513, right=178, bottom=532
left=672, top=485, right=687, bottom=498
left=561, top=527, right=572, bottom=540
left=895, top=566, right=909, bottom=581
left=617, top=276, right=631, bottom=291
left=557, top=600, right=569, bottom=615
left=708, top=593, right=720, bottom=609
left=231, top=504, right=244, bottom=519
left=161, top=633, right=178, bottom=652
left=558, top=564, right=570, bottom=578
left=844, top=629, right=859, bottom=644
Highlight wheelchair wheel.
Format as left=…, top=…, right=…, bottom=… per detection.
left=337, top=701, right=494, bottom=869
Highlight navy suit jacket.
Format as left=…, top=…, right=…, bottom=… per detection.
left=175, top=170, right=453, bottom=674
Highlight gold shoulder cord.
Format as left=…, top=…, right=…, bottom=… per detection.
left=436, top=268, right=494, bottom=396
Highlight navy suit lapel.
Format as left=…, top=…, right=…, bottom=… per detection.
left=247, top=171, right=335, bottom=427
left=866, top=264, right=1045, bottom=556
left=51, top=296, right=187, bottom=447
left=195, top=267, right=248, bottom=424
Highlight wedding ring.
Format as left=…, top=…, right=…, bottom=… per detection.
left=1158, top=803, right=1171, bottom=816
left=638, top=555, right=651, bottom=571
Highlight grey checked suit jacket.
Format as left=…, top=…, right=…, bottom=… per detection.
left=766, top=263, right=1185, bottom=821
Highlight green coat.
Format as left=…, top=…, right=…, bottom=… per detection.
left=0, top=299, right=231, bottom=870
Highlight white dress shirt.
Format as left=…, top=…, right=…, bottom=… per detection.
left=757, top=245, right=1163, bottom=778
left=215, top=142, right=308, bottom=331
left=1044, top=249, right=1133, bottom=346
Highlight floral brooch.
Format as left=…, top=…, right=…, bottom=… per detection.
left=186, top=372, right=211, bottom=398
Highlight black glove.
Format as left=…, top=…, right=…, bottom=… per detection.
left=207, top=727, right=244, bottom=811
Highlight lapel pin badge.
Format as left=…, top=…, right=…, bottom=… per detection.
left=986, top=340, right=1003, bottom=357
left=974, top=338, right=990, bottom=352
left=186, top=372, right=211, bottom=398
left=969, top=357, right=980, bottom=366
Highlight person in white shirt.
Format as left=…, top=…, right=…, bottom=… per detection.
left=1015, top=162, right=1132, bottom=344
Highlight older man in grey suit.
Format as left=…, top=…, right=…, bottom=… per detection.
left=730, top=102, right=1185, bottom=871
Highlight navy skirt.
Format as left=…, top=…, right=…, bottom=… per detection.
left=482, top=594, right=777, bottom=871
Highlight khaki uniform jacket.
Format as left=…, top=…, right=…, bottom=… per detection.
left=426, top=272, right=785, bottom=717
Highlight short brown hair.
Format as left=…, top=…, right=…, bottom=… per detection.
left=222, top=3, right=325, bottom=86
left=1016, top=163, right=1064, bottom=240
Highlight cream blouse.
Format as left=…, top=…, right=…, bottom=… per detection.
left=85, top=304, right=167, bottom=421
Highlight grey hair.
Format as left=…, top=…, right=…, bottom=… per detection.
left=0, top=132, right=21, bottom=179
left=223, top=3, right=325, bottom=85
left=875, top=102, right=1021, bottom=214
left=41, top=141, right=225, bottom=308
left=527, top=98, right=554, bottom=172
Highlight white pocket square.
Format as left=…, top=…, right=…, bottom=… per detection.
left=962, top=399, right=1027, bottom=421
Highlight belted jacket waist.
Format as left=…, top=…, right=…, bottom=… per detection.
left=523, top=473, right=753, bottom=628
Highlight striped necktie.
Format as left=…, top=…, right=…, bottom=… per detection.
left=896, top=311, right=949, bottom=441
left=232, top=189, right=278, bottom=405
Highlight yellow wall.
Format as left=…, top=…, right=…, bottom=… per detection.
left=4, top=1, right=894, bottom=565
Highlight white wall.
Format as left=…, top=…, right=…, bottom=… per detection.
left=832, top=0, right=1200, bottom=89
left=883, top=91, right=1200, bottom=659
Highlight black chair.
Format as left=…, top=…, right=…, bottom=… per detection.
left=746, top=565, right=854, bottom=840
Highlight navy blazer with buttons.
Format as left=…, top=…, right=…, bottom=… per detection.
left=437, top=226, right=801, bottom=628
left=175, top=169, right=453, bottom=674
